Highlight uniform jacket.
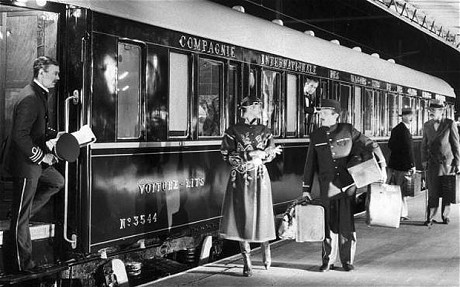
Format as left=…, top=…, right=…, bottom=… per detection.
left=421, top=118, right=460, bottom=171
left=3, top=81, right=57, bottom=177
left=303, top=123, right=385, bottom=203
left=388, top=122, right=415, bottom=171
left=219, top=122, right=277, bottom=242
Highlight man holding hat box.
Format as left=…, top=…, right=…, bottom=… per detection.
left=302, top=99, right=387, bottom=272
left=387, top=107, right=416, bottom=221
left=421, top=99, right=460, bottom=226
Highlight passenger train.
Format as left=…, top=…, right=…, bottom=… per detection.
left=0, top=0, right=456, bottom=285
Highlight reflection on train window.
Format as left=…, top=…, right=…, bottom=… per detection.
left=227, top=65, right=239, bottom=128
left=261, top=70, right=280, bottom=136
left=169, top=52, right=189, bottom=137
left=339, top=84, right=351, bottom=123
left=353, top=86, right=362, bottom=131
left=117, top=42, right=141, bottom=139
left=286, top=74, right=297, bottom=136
left=198, top=58, right=222, bottom=137
left=379, top=91, right=388, bottom=136
left=363, top=89, right=375, bottom=136
left=388, top=93, right=399, bottom=133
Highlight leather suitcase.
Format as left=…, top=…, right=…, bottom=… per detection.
left=366, top=183, right=402, bottom=228
left=402, top=171, right=422, bottom=197
left=441, top=174, right=460, bottom=204
left=295, top=202, right=325, bottom=242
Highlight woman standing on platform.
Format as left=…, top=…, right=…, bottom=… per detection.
left=220, top=95, right=282, bottom=277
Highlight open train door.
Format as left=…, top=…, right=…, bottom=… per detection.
left=0, top=0, right=89, bottom=273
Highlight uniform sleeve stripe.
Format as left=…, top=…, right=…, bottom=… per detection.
left=29, top=147, right=43, bottom=163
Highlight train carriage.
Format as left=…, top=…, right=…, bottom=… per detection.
left=0, top=0, right=456, bottom=284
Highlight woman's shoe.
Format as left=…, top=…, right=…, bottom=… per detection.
left=243, top=265, right=253, bottom=277
left=262, top=242, right=271, bottom=270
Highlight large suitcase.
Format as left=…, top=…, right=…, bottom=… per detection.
left=295, top=202, right=325, bottom=242
left=366, top=183, right=402, bottom=228
left=441, top=174, right=460, bottom=204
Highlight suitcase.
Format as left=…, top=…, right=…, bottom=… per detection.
left=441, top=174, right=460, bottom=204
left=402, top=171, right=422, bottom=197
left=366, top=183, right=402, bottom=228
left=347, top=156, right=383, bottom=188
left=295, top=202, right=325, bottom=242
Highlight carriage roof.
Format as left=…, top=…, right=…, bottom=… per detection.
left=54, top=0, right=455, bottom=98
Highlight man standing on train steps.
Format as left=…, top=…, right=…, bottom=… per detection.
left=2, top=56, right=64, bottom=274
left=421, top=99, right=460, bottom=226
left=387, top=107, right=416, bottom=221
left=302, top=99, right=387, bottom=272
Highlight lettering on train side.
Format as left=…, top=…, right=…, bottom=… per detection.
left=350, top=75, right=367, bottom=85
left=329, top=70, right=340, bottom=80
left=179, top=35, right=236, bottom=58
left=138, top=177, right=205, bottom=194
left=119, top=212, right=158, bottom=229
left=260, top=53, right=317, bottom=74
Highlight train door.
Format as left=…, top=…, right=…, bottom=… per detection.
left=0, top=2, right=72, bottom=273
left=0, top=3, right=61, bottom=220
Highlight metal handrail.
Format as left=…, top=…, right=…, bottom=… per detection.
left=63, top=94, right=79, bottom=249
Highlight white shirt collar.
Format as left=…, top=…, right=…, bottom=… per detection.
left=33, top=79, right=49, bottom=93
left=402, top=121, right=411, bottom=130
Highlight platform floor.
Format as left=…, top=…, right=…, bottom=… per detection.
left=147, top=192, right=459, bottom=287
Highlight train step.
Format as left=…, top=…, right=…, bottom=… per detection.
left=0, top=221, right=56, bottom=280
left=0, top=264, right=67, bottom=285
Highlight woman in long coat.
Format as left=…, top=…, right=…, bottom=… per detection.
left=220, top=95, right=281, bottom=277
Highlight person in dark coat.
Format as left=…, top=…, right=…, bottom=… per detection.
left=303, top=77, right=319, bottom=134
left=302, top=99, right=387, bottom=272
left=220, top=95, right=282, bottom=277
left=387, top=107, right=416, bottom=221
left=2, top=56, right=64, bottom=273
left=421, top=99, right=460, bottom=226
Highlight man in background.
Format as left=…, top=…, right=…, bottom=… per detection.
left=387, top=107, right=416, bottom=221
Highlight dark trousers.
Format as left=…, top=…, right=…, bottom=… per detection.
left=322, top=193, right=356, bottom=266
left=9, top=166, right=64, bottom=272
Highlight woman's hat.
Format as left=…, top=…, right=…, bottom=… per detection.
left=240, top=95, right=262, bottom=107
left=399, top=107, right=414, bottom=116
left=429, top=99, right=445, bottom=109
left=319, top=99, right=341, bottom=113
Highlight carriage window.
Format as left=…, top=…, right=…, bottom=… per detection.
left=415, top=98, right=423, bottom=136
left=388, top=93, right=399, bottom=132
left=339, top=84, right=351, bottom=123
left=261, top=70, right=281, bottom=136
left=198, top=58, right=222, bottom=137
left=353, top=87, right=362, bottom=131
left=117, top=42, right=142, bottom=140
left=169, top=52, right=189, bottom=137
left=286, top=74, right=297, bottom=136
left=227, top=65, right=239, bottom=128
left=379, top=92, right=388, bottom=136
left=363, top=89, right=375, bottom=136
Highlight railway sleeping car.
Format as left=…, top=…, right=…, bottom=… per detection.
left=0, top=0, right=456, bottom=285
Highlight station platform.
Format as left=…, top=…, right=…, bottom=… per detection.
left=147, top=192, right=459, bottom=287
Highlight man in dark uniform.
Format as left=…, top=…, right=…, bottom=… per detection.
left=421, top=99, right=460, bottom=226
left=387, top=107, right=416, bottom=221
left=2, top=56, right=64, bottom=273
left=302, top=99, right=387, bottom=272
